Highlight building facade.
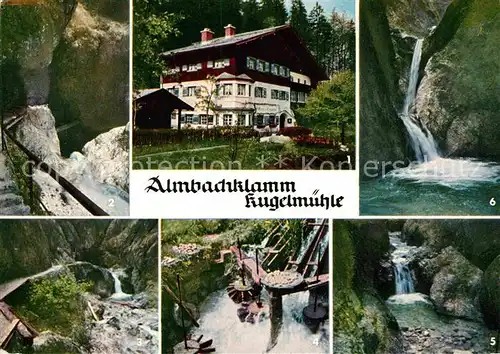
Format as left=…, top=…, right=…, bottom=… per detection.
left=160, top=24, right=327, bottom=130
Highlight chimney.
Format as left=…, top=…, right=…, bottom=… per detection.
left=224, top=24, right=236, bottom=38
left=201, top=28, right=214, bottom=42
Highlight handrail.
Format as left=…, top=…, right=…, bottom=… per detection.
left=2, top=127, right=109, bottom=216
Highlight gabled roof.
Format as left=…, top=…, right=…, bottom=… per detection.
left=135, top=88, right=194, bottom=111
left=160, top=25, right=289, bottom=57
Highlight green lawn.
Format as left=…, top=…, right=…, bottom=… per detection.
left=133, top=138, right=353, bottom=170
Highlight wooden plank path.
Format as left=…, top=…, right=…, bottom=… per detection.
left=0, top=301, right=37, bottom=349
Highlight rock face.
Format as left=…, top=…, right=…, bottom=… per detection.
left=359, top=0, right=410, bottom=177
left=0, top=219, right=158, bottom=293
left=415, top=0, right=500, bottom=159
left=480, top=255, right=500, bottom=329
left=49, top=3, right=129, bottom=153
left=1, top=1, right=128, bottom=153
left=385, top=0, right=453, bottom=36
left=82, top=124, right=129, bottom=191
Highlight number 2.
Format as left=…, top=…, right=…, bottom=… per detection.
left=108, top=198, right=115, bottom=207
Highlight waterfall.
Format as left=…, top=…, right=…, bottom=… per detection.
left=111, top=272, right=123, bottom=294
left=399, top=38, right=440, bottom=162
left=394, top=262, right=415, bottom=294
left=390, top=233, right=416, bottom=295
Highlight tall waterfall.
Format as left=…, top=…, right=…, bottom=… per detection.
left=390, top=233, right=416, bottom=294
left=400, top=39, right=439, bottom=163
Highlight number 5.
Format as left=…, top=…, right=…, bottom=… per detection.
left=491, top=336, right=497, bottom=346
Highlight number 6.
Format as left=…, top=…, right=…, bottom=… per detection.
left=490, top=198, right=496, bottom=206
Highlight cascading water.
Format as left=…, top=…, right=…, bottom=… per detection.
left=361, top=39, right=500, bottom=215
left=399, top=39, right=439, bottom=163
left=389, top=232, right=416, bottom=294
left=109, top=270, right=133, bottom=301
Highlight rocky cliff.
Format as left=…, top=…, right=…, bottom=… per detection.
left=359, top=0, right=411, bottom=177
left=0, top=0, right=128, bottom=154
left=415, top=0, right=500, bottom=158
left=0, top=219, right=157, bottom=292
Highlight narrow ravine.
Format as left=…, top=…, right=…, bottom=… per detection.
left=385, top=232, right=490, bottom=354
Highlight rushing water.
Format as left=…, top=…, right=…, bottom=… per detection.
left=190, top=290, right=328, bottom=353
left=389, top=233, right=416, bottom=294
left=361, top=39, right=500, bottom=215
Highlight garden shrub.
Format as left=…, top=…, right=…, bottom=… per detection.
left=279, top=126, right=312, bottom=137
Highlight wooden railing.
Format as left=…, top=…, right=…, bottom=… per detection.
left=1, top=113, right=109, bottom=216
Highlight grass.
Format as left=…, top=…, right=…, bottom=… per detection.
left=133, top=138, right=346, bottom=170
left=134, top=138, right=230, bottom=156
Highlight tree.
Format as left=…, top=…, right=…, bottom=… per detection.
left=330, top=12, right=355, bottom=73
left=261, top=0, right=288, bottom=27
left=133, top=2, right=181, bottom=89
left=241, top=0, right=263, bottom=32
left=195, top=75, right=222, bottom=127
left=297, top=70, right=355, bottom=144
left=289, top=0, right=310, bottom=43
left=307, top=3, right=332, bottom=74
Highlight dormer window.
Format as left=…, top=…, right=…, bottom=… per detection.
left=271, top=64, right=278, bottom=75
left=247, top=57, right=256, bottom=70
left=207, top=61, right=213, bottom=68
left=257, top=60, right=265, bottom=72
left=214, top=59, right=227, bottom=68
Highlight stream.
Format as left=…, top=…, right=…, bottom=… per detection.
left=187, top=290, right=328, bottom=353
left=360, top=38, right=500, bottom=216
left=385, top=233, right=490, bottom=353
left=169, top=221, right=329, bottom=353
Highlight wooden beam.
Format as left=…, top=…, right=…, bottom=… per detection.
left=0, top=319, right=19, bottom=348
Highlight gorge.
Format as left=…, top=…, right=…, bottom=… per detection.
left=333, top=219, right=499, bottom=353
left=0, top=0, right=129, bottom=216
left=359, top=0, right=500, bottom=215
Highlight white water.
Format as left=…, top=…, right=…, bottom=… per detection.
left=191, top=290, right=328, bottom=353
left=387, top=40, right=500, bottom=187
left=400, top=38, right=439, bottom=162
left=109, top=270, right=133, bottom=301
left=183, top=222, right=329, bottom=352
left=389, top=232, right=416, bottom=294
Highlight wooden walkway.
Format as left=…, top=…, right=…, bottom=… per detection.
left=0, top=301, right=37, bottom=349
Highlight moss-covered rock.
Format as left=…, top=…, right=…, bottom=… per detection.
left=480, top=255, right=500, bottom=329
left=402, top=219, right=500, bottom=270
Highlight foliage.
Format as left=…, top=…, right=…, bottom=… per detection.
left=4, top=140, right=45, bottom=215
left=133, top=126, right=260, bottom=146
left=133, top=2, right=181, bottom=88
left=194, top=75, right=223, bottom=128
left=297, top=70, right=355, bottom=143
left=161, top=219, right=240, bottom=246
left=279, top=126, right=312, bottom=137
left=290, top=0, right=310, bottom=43
left=19, top=272, right=91, bottom=345
left=292, top=135, right=333, bottom=147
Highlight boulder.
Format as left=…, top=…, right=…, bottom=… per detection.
left=429, top=247, right=483, bottom=322
left=33, top=331, right=84, bottom=353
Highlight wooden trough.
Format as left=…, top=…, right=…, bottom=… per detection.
left=0, top=301, right=37, bottom=349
